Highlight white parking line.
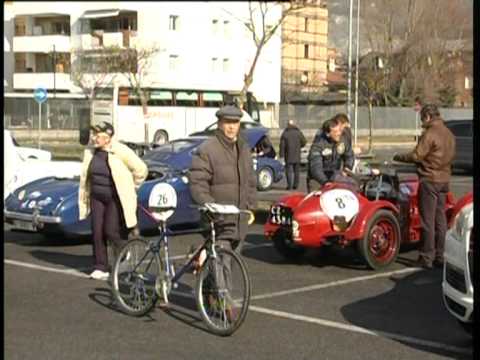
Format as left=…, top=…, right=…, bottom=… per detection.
left=5, top=258, right=471, bottom=355
left=251, top=267, right=421, bottom=300
left=250, top=306, right=472, bottom=356
left=5, top=259, right=90, bottom=278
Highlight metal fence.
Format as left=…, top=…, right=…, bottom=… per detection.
left=3, top=97, right=90, bottom=130
left=278, top=104, right=473, bottom=133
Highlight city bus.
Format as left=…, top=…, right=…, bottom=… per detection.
left=82, top=86, right=261, bottom=147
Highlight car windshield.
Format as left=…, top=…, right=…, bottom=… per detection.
left=143, top=140, right=199, bottom=160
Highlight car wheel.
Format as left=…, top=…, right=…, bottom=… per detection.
left=257, top=167, right=273, bottom=191
left=153, top=130, right=168, bottom=145
left=457, top=320, right=473, bottom=335
left=357, top=209, right=401, bottom=270
left=272, top=228, right=305, bottom=260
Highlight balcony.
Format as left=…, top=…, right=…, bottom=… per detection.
left=13, top=73, right=72, bottom=91
left=79, top=30, right=137, bottom=50
left=13, top=34, right=70, bottom=53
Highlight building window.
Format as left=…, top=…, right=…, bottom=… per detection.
left=212, top=19, right=219, bottom=34
left=222, top=58, right=229, bottom=72
left=223, top=20, right=230, bottom=38
left=169, top=15, right=179, bottom=31
left=301, top=71, right=309, bottom=84
left=211, top=57, right=219, bottom=73
left=169, top=55, right=179, bottom=71
left=304, top=44, right=309, bottom=59
left=465, top=76, right=472, bottom=90
left=304, top=17, right=309, bottom=32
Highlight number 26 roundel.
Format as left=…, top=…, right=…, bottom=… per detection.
left=320, top=189, right=359, bottom=222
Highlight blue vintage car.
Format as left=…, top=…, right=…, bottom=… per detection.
left=4, top=128, right=283, bottom=239
left=143, top=128, right=284, bottom=191
left=4, top=164, right=202, bottom=238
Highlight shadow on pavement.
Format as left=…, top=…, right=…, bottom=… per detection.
left=4, top=229, right=90, bottom=247
left=340, top=270, right=473, bottom=359
left=242, top=234, right=369, bottom=271
left=29, top=249, right=92, bottom=271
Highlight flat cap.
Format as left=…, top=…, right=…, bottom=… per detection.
left=215, top=105, right=243, bottom=121
left=91, top=121, right=114, bottom=137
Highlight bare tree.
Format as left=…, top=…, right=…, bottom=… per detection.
left=223, top=1, right=306, bottom=103
left=360, top=0, right=472, bottom=107
left=108, top=44, right=163, bottom=143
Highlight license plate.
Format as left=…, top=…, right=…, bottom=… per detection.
left=11, top=220, right=37, bottom=232
left=270, top=206, right=293, bottom=225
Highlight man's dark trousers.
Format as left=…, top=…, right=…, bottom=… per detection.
left=285, top=162, right=301, bottom=190
left=91, top=193, right=128, bottom=272
left=418, top=180, right=449, bottom=264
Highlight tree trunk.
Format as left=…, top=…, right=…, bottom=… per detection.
left=241, top=42, right=264, bottom=105
left=141, top=93, right=149, bottom=144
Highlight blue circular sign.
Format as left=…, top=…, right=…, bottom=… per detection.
left=34, top=87, right=48, bottom=104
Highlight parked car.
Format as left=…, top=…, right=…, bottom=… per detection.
left=264, top=163, right=458, bottom=270
left=188, top=118, right=264, bottom=137
left=442, top=192, right=473, bottom=335
left=4, top=130, right=82, bottom=200
left=4, top=164, right=204, bottom=239
left=7, top=130, right=52, bottom=161
left=143, top=128, right=284, bottom=191
left=444, top=120, right=473, bottom=172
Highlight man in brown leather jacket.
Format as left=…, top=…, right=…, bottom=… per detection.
left=393, top=104, right=456, bottom=269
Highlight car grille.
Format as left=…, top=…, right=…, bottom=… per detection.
left=444, top=295, right=467, bottom=318
left=445, top=263, right=467, bottom=294
left=269, top=205, right=293, bottom=226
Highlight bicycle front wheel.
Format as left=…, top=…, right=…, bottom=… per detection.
left=112, top=238, right=162, bottom=316
left=195, top=247, right=251, bottom=336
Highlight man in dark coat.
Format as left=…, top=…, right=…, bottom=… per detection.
left=393, top=104, right=455, bottom=269
left=188, top=105, right=257, bottom=253
left=307, top=117, right=355, bottom=192
left=279, top=119, right=307, bottom=190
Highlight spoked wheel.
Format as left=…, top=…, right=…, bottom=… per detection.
left=112, top=238, right=163, bottom=316
left=357, top=210, right=401, bottom=270
left=195, top=247, right=250, bottom=336
left=257, top=167, right=274, bottom=191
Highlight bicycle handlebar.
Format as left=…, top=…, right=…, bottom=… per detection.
left=190, top=203, right=255, bottom=225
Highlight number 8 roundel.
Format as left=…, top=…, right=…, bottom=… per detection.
left=320, top=189, right=359, bottom=222
left=148, top=183, right=178, bottom=221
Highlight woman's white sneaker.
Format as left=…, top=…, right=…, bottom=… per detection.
left=89, top=269, right=110, bottom=280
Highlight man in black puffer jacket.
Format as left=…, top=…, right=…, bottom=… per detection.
left=279, top=119, right=307, bottom=190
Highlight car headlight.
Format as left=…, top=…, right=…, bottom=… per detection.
left=454, top=206, right=472, bottom=240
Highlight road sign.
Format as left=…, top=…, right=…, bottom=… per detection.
left=33, top=87, right=48, bottom=104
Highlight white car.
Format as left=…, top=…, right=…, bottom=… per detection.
left=7, top=130, right=52, bottom=161
left=4, top=130, right=82, bottom=200
left=442, top=193, right=474, bottom=335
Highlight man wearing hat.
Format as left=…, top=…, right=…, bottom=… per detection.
left=189, top=105, right=257, bottom=253
left=78, top=121, right=148, bottom=280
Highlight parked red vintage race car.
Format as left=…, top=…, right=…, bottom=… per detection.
left=264, top=163, right=458, bottom=270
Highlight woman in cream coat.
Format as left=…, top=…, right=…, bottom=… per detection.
left=79, top=122, right=148, bottom=280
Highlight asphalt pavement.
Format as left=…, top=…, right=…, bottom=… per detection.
left=4, top=168, right=473, bottom=360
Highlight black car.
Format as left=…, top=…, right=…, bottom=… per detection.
left=445, top=120, right=473, bottom=172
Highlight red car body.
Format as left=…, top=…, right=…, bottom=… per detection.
left=264, top=170, right=457, bottom=270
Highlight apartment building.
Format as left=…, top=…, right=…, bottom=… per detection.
left=4, top=2, right=282, bottom=111
left=280, top=0, right=330, bottom=104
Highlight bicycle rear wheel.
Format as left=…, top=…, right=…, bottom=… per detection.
left=195, top=247, right=250, bottom=336
left=112, top=238, right=162, bottom=316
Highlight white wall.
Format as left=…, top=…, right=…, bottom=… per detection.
left=4, top=1, right=282, bottom=105
left=3, top=3, right=15, bottom=91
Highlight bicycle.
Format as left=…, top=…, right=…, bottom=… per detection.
left=111, top=201, right=254, bottom=336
